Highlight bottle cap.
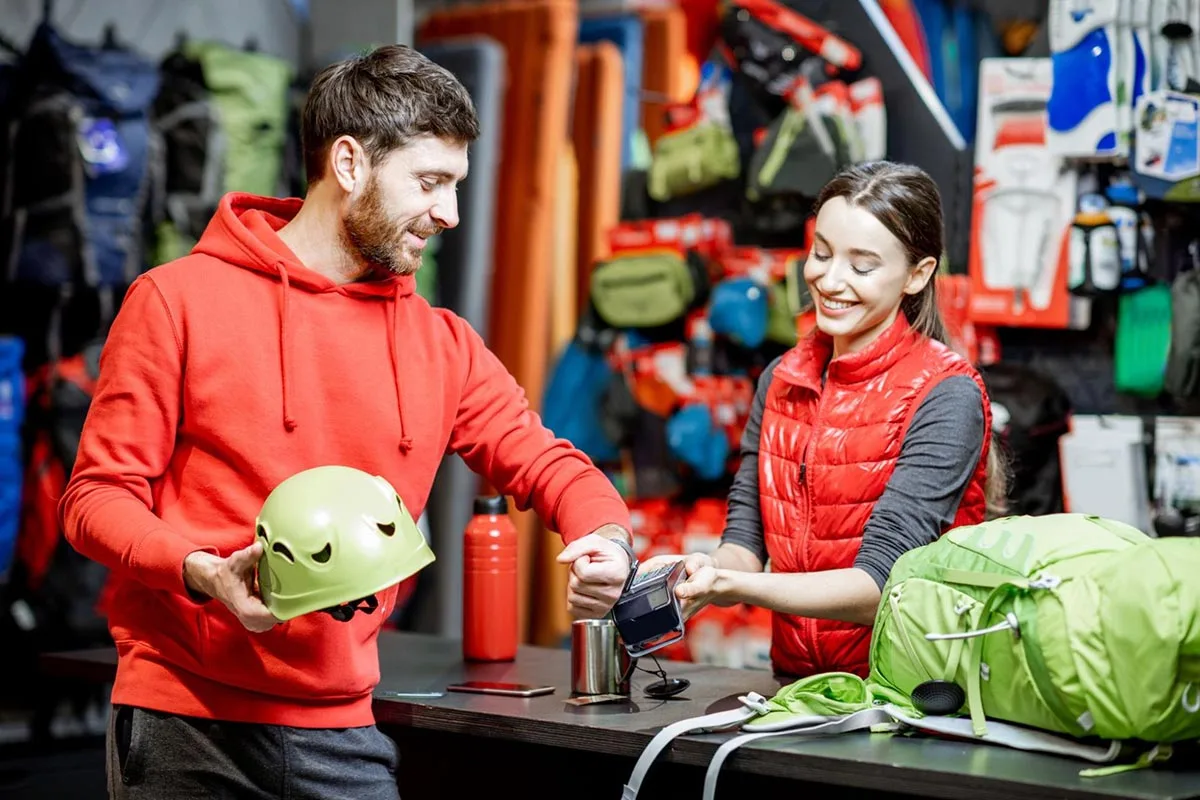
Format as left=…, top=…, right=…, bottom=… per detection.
left=473, top=495, right=508, bottom=515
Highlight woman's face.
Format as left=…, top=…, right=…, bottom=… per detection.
left=803, top=196, right=935, bottom=356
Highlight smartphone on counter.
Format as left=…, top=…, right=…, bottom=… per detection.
left=445, top=681, right=555, bottom=698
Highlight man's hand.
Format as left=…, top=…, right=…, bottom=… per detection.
left=555, top=528, right=633, bottom=620
left=183, top=542, right=280, bottom=633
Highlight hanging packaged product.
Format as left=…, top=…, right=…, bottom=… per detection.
left=716, top=0, right=861, bottom=112
left=1103, top=179, right=1155, bottom=290
left=1068, top=207, right=1122, bottom=297
left=665, top=375, right=753, bottom=482
left=1132, top=89, right=1200, bottom=201
left=847, top=76, right=886, bottom=162
left=1046, top=0, right=1144, bottom=159
left=719, top=245, right=805, bottom=347
left=1114, top=283, right=1172, bottom=397
left=968, top=58, right=1081, bottom=329
left=606, top=335, right=691, bottom=419
left=646, top=62, right=740, bottom=203
left=1152, top=0, right=1200, bottom=93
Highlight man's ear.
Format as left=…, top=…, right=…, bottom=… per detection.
left=329, top=135, right=365, bottom=194
left=903, top=255, right=939, bottom=296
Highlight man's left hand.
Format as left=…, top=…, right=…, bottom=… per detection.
left=555, top=527, right=633, bottom=620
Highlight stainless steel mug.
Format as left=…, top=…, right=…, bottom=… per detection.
left=570, top=619, right=632, bottom=696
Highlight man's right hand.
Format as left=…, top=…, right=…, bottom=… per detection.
left=183, top=542, right=279, bottom=633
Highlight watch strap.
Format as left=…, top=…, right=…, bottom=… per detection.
left=609, top=536, right=639, bottom=593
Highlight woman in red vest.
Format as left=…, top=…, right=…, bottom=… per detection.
left=649, top=160, right=1007, bottom=679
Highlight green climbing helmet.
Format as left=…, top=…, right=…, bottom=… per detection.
left=255, top=465, right=435, bottom=622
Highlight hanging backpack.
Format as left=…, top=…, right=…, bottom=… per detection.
left=2, top=23, right=161, bottom=297
left=150, top=44, right=226, bottom=265
left=624, top=513, right=1200, bottom=798
left=0, top=335, right=24, bottom=580
left=0, top=337, right=110, bottom=734
left=184, top=40, right=293, bottom=198
left=1165, top=268, right=1200, bottom=400
left=979, top=361, right=1072, bottom=515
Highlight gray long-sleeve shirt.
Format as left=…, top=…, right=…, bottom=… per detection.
left=721, top=357, right=986, bottom=589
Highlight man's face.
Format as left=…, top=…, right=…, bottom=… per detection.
left=342, top=134, right=468, bottom=277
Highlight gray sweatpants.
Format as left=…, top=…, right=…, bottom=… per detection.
left=106, top=705, right=401, bottom=799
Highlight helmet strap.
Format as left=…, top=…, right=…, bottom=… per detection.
left=319, top=594, right=380, bottom=623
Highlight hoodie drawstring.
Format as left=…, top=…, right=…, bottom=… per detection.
left=389, top=283, right=413, bottom=452
left=275, top=264, right=410, bottom=452
left=278, top=265, right=297, bottom=431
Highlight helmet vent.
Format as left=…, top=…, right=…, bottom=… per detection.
left=312, top=543, right=333, bottom=563
left=377, top=522, right=396, bottom=536
left=272, top=542, right=295, bottom=562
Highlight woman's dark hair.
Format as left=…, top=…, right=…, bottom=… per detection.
left=812, top=160, right=1008, bottom=517
left=813, top=160, right=949, bottom=344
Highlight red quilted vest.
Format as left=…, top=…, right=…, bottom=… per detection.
left=758, top=313, right=991, bottom=679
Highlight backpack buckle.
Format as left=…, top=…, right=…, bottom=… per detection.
left=739, top=692, right=771, bottom=714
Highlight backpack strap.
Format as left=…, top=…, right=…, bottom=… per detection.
left=886, top=705, right=1122, bottom=763
left=702, top=707, right=896, bottom=800
left=621, top=693, right=767, bottom=800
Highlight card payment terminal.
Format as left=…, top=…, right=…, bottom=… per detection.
left=611, top=559, right=688, bottom=658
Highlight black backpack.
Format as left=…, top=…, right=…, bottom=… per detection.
left=1165, top=268, right=1200, bottom=400
left=149, top=45, right=225, bottom=264
left=979, top=362, right=1073, bottom=516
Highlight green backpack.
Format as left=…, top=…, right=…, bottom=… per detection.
left=622, top=514, right=1200, bottom=799
left=871, top=513, right=1200, bottom=745
left=186, top=40, right=293, bottom=199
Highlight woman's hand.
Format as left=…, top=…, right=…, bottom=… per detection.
left=636, top=552, right=719, bottom=619
left=637, top=552, right=714, bottom=578
left=675, top=563, right=723, bottom=619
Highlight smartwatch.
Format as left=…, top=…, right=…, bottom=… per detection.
left=607, top=535, right=639, bottom=593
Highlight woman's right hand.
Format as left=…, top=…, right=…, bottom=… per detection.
left=637, top=551, right=715, bottom=579
left=636, top=552, right=717, bottom=619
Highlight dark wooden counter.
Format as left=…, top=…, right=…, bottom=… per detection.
left=42, top=631, right=1200, bottom=800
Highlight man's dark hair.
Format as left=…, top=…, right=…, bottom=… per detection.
left=301, top=44, right=480, bottom=183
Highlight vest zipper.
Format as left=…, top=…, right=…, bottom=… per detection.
left=796, top=385, right=827, bottom=669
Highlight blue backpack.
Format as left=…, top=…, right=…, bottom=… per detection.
left=2, top=23, right=161, bottom=297
left=0, top=336, right=24, bottom=580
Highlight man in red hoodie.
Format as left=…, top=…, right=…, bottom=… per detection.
left=59, top=44, right=634, bottom=799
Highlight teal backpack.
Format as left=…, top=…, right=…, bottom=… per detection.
left=623, top=514, right=1200, bottom=799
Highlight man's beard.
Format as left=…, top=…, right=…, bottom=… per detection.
left=342, top=175, right=441, bottom=277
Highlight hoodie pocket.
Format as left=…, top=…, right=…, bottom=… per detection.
left=201, top=599, right=386, bottom=701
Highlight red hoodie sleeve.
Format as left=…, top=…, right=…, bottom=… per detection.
left=59, top=275, right=213, bottom=597
left=445, top=315, right=631, bottom=542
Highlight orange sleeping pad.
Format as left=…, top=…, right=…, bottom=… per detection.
left=639, top=5, right=689, bottom=147
left=420, top=0, right=578, bottom=643
left=571, top=41, right=624, bottom=317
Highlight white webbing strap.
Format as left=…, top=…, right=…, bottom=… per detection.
left=884, top=706, right=1123, bottom=763
left=701, top=707, right=897, bottom=800
left=621, top=693, right=767, bottom=800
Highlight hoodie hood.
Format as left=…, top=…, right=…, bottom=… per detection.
left=193, top=192, right=417, bottom=451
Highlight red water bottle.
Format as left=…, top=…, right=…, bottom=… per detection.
left=463, top=495, right=519, bottom=661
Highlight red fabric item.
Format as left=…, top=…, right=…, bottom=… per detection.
left=758, top=313, right=990, bottom=678
left=59, top=192, right=630, bottom=728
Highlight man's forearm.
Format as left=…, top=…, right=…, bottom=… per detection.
left=589, top=523, right=632, bottom=544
